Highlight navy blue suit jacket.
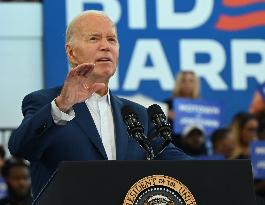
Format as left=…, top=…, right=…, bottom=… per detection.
left=8, top=87, right=189, bottom=197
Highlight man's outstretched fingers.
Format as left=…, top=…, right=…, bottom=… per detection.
left=75, top=63, right=95, bottom=76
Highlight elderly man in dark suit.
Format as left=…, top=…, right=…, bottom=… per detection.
left=8, top=10, right=189, bottom=198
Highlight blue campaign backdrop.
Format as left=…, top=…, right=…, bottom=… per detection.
left=43, top=0, right=265, bottom=125
left=258, top=82, right=265, bottom=100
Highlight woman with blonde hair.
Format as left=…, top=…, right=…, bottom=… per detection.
left=165, top=70, right=201, bottom=123
left=164, top=71, right=201, bottom=147
left=171, top=70, right=200, bottom=99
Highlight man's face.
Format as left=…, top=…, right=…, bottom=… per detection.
left=6, top=166, right=31, bottom=197
left=68, top=14, right=119, bottom=82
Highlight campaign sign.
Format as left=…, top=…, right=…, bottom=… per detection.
left=250, top=141, right=265, bottom=179
left=43, top=0, right=265, bottom=124
left=173, top=98, right=223, bottom=136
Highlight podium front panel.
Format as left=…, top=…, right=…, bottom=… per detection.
left=34, top=160, right=256, bottom=205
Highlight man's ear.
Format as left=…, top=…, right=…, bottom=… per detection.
left=66, top=44, right=78, bottom=67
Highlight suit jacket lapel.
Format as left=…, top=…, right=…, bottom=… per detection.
left=110, top=93, right=129, bottom=160
left=73, top=102, right=108, bottom=160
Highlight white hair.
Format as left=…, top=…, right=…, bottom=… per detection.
left=65, top=10, right=116, bottom=45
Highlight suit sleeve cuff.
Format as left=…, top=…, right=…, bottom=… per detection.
left=51, top=99, right=75, bottom=125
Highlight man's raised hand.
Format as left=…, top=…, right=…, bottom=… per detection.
left=55, top=63, right=105, bottom=112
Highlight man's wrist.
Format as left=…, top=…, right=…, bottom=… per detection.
left=55, top=96, right=72, bottom=113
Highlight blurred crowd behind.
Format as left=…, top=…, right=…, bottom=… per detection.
left=0, top=0, right=264, bottom=205
left=164, top=70, right=265, bottom=204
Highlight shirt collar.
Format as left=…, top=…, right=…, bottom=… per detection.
left=86, top=89, right=111, bottom=105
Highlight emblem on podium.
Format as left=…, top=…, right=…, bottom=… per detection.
left=123, top=175, right=197, bottom=205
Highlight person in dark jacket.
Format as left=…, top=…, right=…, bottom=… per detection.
left=0, top=158, right=32, bottom=205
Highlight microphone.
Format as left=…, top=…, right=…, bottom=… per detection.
left=122, top=106, right=154, bottom=160
left=147, top=104, right=172, bottom=154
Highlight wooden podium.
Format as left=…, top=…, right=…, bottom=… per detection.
left=33, top=160, right=256, bottom=205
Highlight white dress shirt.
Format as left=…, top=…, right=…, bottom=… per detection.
left=51, top=92, right=116, bottom=160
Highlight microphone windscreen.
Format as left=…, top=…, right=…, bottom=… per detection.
left=121, top=106, right=135, bottom=118
left=147, top=104, right=164, bottom=118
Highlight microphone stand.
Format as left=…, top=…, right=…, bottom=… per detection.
left=147, top=104, right=173, bottom=158
left=121, top=106, right=155, bottom=160
left=144, top=142, right=155, bottom=160
left=148, top=128, right=171, bottom=157
left=133, top=134, right=155, bottom=160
